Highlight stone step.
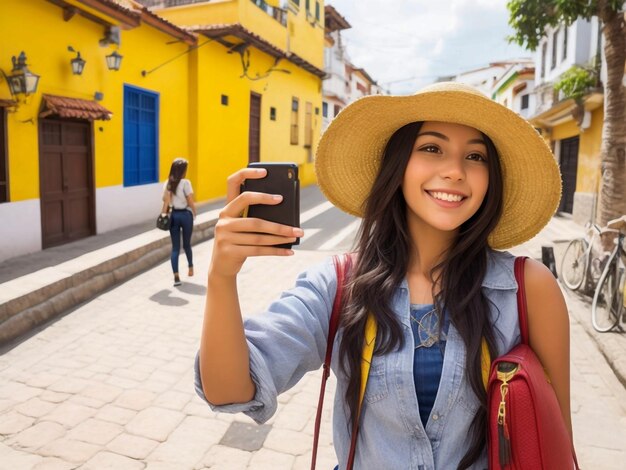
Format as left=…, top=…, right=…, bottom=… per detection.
left=0, top=210, right=220, bottom=349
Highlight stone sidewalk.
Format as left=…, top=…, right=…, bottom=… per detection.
left=1, top=220, right=626, bottom=469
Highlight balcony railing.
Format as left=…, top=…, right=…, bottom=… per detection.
left=250, top=0, right=287, bottom=26
left=139, top=0, right=206, bottom=7
left=139, top=0, right=214, bottom=7
left=140, top=1, right=287, bottom=26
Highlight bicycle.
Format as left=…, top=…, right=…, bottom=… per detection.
left=560, top=222, right=605, bottom=291
left=591, top=215, right=626, bottom=333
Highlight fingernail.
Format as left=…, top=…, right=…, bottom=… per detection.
left=293, top=228, right=304, bottom=236
left=256, top=168, right=266, bottom=173
left=286, top=249, right=294, bottom=255
left=272, top=195, right=283, bottom=201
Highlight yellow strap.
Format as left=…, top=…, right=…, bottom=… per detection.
left=481, top=337, right=491, bottom=390
left=358, top=313, right=378, bottom=409
left=359, top=316, right=492, bottom=407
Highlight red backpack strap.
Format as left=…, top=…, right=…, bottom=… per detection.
left=311, top=253, right=353, bottom=470
left=513, top=256, right=530, bottom=345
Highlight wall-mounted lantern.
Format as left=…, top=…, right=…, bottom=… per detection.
left=68, top=47, right=86, bottom=75
left=105, top=50, right=122, bottom=71
left=3, top=52, right=40, bottom=96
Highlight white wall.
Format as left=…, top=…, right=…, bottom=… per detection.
left=0, top=199, right=42, bottom=262
left=0, top=182, right=167, bottom=262
left=455, top=65, right=510, bottom=95
left=536, top=17, right=599, bottom=87
left=95, top=182, right=164, bottom=233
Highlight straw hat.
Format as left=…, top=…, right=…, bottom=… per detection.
left=315, top=81, right=562, bottom=249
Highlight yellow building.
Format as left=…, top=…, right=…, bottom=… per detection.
left=0, top=0, right=325, bottom=261
left=149, top=0, right=326, bottom=198
left=531, top=93, right=604, bottom=225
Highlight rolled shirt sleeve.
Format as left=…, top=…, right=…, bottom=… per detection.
left=194, top=257, right=338, bottom=424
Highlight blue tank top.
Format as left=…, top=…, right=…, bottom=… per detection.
left=410, top=304, right=450, bottom=427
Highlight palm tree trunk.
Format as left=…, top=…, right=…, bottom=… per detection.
left=597, top=1, right=626, bottom=227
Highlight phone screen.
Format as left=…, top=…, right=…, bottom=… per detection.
left=242, top=162, right=300, bottom=248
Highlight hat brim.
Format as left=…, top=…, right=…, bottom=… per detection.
left=315, top=86, right=562, bottom=250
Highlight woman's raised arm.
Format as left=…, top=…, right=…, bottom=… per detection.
left=199, top=168, right=304, bottom=405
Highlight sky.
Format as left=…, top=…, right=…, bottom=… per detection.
left=327, top=0, right=533, bottom=95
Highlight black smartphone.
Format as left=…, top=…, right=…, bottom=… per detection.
left=242, top=162, right=300, bottom=248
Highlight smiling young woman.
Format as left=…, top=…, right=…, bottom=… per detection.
left=194, top=82, right=570, bottom=470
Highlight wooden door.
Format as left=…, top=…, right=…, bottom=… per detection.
left=39, top=119, right=94, bottom=248
left=248, top=92, right=261, bottom=163
left=558, top=136, right=579, bottom=214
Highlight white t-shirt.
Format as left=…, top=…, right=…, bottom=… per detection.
left=164, top=179, right=193, bottom=210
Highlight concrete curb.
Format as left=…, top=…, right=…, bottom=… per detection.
left=0, top=211, right=219, bottom=348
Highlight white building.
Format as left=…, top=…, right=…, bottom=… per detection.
left=444, top=61, right=525, bottom=96
left=491, top=60, right=536, bottom=119
left=533, top=17, right=601, bottom=114
left=322, top=5, right=380, bottom=130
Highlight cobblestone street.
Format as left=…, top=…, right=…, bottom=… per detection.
left=1, top=237, right=625, bottom=469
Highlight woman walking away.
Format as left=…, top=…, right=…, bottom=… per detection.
left=163, top=158, right=196, bottom=287
left=195, top=82, right=573, bottom=469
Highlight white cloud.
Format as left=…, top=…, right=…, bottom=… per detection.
left=328, top=0, right=530, bottom=94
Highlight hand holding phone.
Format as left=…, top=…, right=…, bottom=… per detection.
left=241, top=162, right=300, bottom=249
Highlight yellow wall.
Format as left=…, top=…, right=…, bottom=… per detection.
left=2, top=0, right=322, bottom=207
left=552, top=120, right=579, bottom=141
left=550, top=107, right=603, bottom=194
left=155, top=0, right=325, bottom=71
left=0, top=0, right=191, bottom=202
left=190, top=37, right=321, bottom=201
left=576, top=107, right=603, bottom=193
left=106, top=22, right=191, bottom=190
left=285, top=0, right=325, bottom=69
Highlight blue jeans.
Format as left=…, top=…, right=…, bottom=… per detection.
left=169, top=209, right=193, bottom=274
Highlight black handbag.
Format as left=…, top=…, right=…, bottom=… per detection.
left=157, top=191, right=172, bottom=231
left=156, top=212, right=171, bottom=230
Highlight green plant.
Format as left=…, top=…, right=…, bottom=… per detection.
left=554, top=65, right=596, bottom=102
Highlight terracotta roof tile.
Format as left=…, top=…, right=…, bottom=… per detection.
left=40, top=94, right=113, bottom=121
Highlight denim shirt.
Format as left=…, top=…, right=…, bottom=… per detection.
left=194, top=249, right=521, bottom=470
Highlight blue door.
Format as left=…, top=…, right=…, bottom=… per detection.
left=124, top=86, right=158, bottom=186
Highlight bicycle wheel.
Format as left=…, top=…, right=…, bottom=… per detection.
left=591, top=256, right=620, bottom=332
left=561, top=238, right=587, bottom=290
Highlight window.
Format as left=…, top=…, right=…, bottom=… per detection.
left=521, top=94, right=529, bottom=110
left=270, top=107, right=276, bottom=121
left=221, top=94, right=229, bottom=106
left=540, top=42, right=547, bottom=78
left=0, top=109, right=7, bottom=203
left=562, top=26, right=568, bottom=61
left=315, top=106, right=319, bottom=115
left=304, top=102, right=313, bottom=148
left=290, top=97, right=299, bottom=145
left=305, top=0, right=309, bottom=11
left=334, top=104, right=341, bottom=117
left=315, top=1, right=320, bottom=21
left=123, top=86, right=159, bottom=186
left=322, top=102, right=328, bottom=118
left=291, top=0, right=300, bottom=7
left=551, top=31, right=558, bottom=70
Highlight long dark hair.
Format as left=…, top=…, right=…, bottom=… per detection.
left=167, top=158, right=188, bottom=194
left=339, top=121, right=503, bottom=469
